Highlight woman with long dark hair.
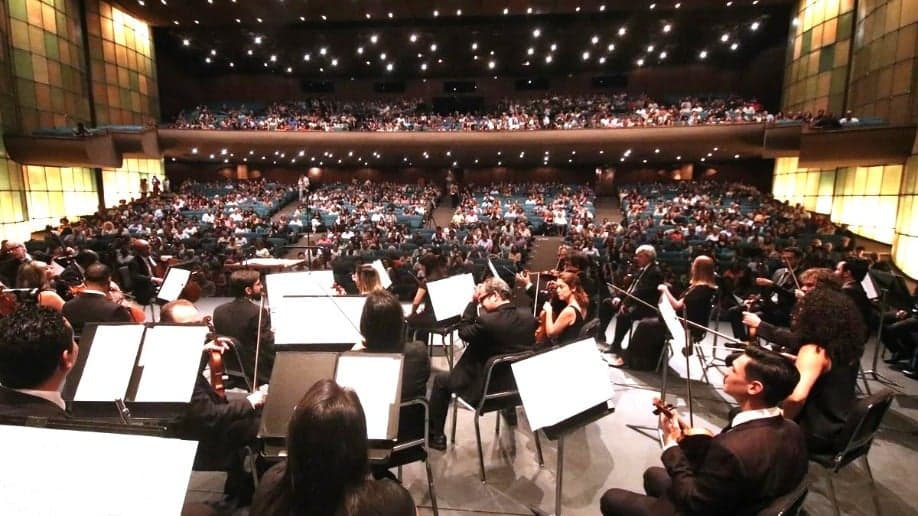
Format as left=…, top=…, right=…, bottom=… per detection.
left=251, top=380, right=369, bottom=515
left=540, top=271, right=588, bottom=346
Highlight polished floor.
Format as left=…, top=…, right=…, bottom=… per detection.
left=184, top=297, right=918, bottom=516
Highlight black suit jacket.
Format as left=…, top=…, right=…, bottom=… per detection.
left=661, top=415, right=808, bottom=516
left=212, top=297, right=275, bottom=387
left=62, top=292, right=133, bottom=334
left=452, top=301, right=535, bottom=404
left=127, top=255, right=156, bottom=305
left=172, top=366, right=259, bottom=470
left=624, top=263, right=664, bottom=319
left=0, top=387, right=69, bottom=418
left=842, top=282, right=872, bottom=339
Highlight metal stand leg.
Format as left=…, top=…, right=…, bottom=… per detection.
left=450, top=395, right=458, bottom=444
left=474, top=413, right=486, bottom=483
left=862, top=290, right=901, bottom=389
left=864, top=457, right=882, bottom=516
left=555, top=436, right=564, bottom=516
left=425, top=458, right=439, bottom=516
left=534, top=430, right=544, bottom=466
left=826, top=472, right=841, bottom=516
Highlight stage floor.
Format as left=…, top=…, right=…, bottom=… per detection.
left=183, top=298, right=918, bottom=516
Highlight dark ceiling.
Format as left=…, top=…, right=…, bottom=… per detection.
left=113, top=1, right=793, bottom=80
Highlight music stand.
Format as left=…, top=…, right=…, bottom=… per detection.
left=0, top=424, right=196, bottom=516
left=512, top=339, right=616, bottom=516
left=272, top=295, right=366, bottom=352
left=62, top=322, right=209, bottom=420
left=420, top=273, right=476, bottom=368
left=861, top=270, right=910, bottom=389
left=258, top=351, right=403, bottom=460
left=155, top=266, right=190, bottom=303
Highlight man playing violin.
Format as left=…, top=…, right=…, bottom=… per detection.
left=600, top=346, right=808, bottom=516
left=162, top=299, right=266, bottom=505
left=600, top=244, right=663, bottom=367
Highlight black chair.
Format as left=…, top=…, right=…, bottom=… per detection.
left=449, top=350, right=544, bottom=483
left=756, top=476, right=809, bottom=516
left=371, top=399, right=439, bottom=515
left=809, top=389, right=894, bottom=516
left=217, top=338, right=253, bottom=392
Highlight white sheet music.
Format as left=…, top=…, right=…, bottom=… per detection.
left=134, top=325, right=209, bottom=402
left=335, top=354, right=402, bottom=440
left=862, top=274, right=879, bottom=300
left=273, top=296, right=365, bottom=345
left=426, top=273, right=475, bottom=321
left=371, top=259, right=393, bottom=289
left=266, top=270, right=336, bottom=306
left=156, top=267, right=191, bottom=302
left=658, top=293, right=687, bottom=351
left=512, top=338, right=615, bottom=430
left=0, top=425, right=197, bottom=516
left=73, top=325, right=145, bottom=402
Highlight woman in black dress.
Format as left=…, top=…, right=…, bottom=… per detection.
left=658, top=255, right=718, bottom=342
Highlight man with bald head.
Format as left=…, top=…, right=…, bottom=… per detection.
left=0, top=240, right=30, bottom=287
left=127, top=238, right=163, bottom=304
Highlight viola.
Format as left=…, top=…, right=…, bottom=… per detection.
left=652, top=398, right=712, bottom=466
left=203, top=315, right=226, bottom=399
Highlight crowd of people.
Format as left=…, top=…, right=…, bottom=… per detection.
left=0, top=175, right=912, bottom=516
left=169, top=93, right=788, bottom=132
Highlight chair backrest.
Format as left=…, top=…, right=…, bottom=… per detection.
left=478, top=350, right=534, bottom=413
left=831, top=388, right=894, bottom=471
left=687, top=285, right=717, bottom=342
left=755, top=476, right=808, bottom=516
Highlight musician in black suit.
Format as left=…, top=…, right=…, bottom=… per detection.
left=54, top=249, right=98, bottom=300
left=731, top=247, right=802, bottom=340
left=162, top=300, right=265, bottom=502
left=601, top=245, right=663, bottom=367
left=61, top=263, right=133, bottom=334
left=212, top=270, right=274, bottom=387
left=0, top=306, right=77, bottom=418
left=126, top=238, right=163, bottom=305
left=427, top=277, right=536, bottom=450
left=600, top=346, right=808, bottom=516
left=835, top=258, right=873, bottom=334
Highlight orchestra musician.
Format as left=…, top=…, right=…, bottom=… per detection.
left=251, top=379, right=414, bottom=516
left=600, top=245, right=663, bottom=368
left=730, top=247, right=802, bottom=341
left=427, top=277, right=536, bottom=451
left=212, top=270, right=274, bottom=387
left=0, top=306, right=77, bottom=418
left=353, top=263, right=384, bottom=295
left=15, top=261, right=66, bottom=312
left=657, top=255, right=718, bottom=343
left=126, top=238, right=164, bottom=305
left=54, top=249, right=99, bottom=300
left=0, top=240, right=30, bottom=287
left=600, top=346, right=808, bottom=516
left=61, top=264, right=134, bottom=334
left=539, top=271, right=588, bottom=346
left=779, top=274, right=866, bottom=455
left=162, top=299, right=266, bottom=505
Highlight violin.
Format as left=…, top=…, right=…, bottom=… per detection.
left=652, top=398, right=713, bottom=465
left=203, top=315, right=226, bottom=399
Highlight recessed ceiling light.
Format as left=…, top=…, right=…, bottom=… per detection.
left=582, top=51, right=590, bottom=60
left=488, top=60, right=496, bottom=69
left=659, top=51, right=667, bottom=59
left=380, top=52, right=387, bottom=61
left=527, top=47, right=535, bottom=55
left=699, top=50, right=708, bottom=59
left=550, top=43, right=557, bottom=51
left=721, top=33, right=730, bottom=42
left=182, top=38, right=190, bottom=46
left=420, top=63, right=428, bottom=71
left=269, top=54, right=276, bottom=62
left=430, top=43, right=437, bottom=52
left=730, top=42, right=739, bottom=50
left=370, top=34, right=378, bottom=44
left=647, top=45, right=654, bottom=52
left=618, top=27, right=627, bottom=36
left=357, top=47, right=364, bottom=54
left=545, top=55, right=553, bottom=63
left=303, top=53, right=311, bottom=61
left=410, top=34, right=418, bottom=42
left=533, top=28, right=541, bottom=38
left=456, top=9, right=462, bottom=16
left=751, top=21, right=760, bottom=31
left=591, top=35, right=599, bottom=44
left=204, top=57, right=211, bottom=63
left=636, top=58, right=644, bottom=66
left=331, top=58, right=338, bottom=66
left=432, top=9, right=438, bottom=17
left=663, top=24, right=672, bottom=33
left=386, top=63, right=393, bottom=71
left=319, top=47, right=327, bottom=55
left=229, top=62, right=234, bottom=67
left=191, top=147, right=198, bottom=154
left=607, top=43, right=615, bottom=51
left=503, top=8, right=509, bottom=15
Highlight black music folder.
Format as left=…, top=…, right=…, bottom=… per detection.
left=62, top=322, right=208, bottom=419
left=258, top=351, right=403, bottom=458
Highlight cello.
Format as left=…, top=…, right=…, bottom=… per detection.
left=203, top=315, right=227, bottom=399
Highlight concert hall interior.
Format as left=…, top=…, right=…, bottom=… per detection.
left=1, top=0, right=918, bottom=515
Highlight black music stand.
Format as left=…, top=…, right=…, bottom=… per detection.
left=62, top=322, right=208, bottom=420
left=258, top=351, right=403, bottom=461
left=862, top=270, right=910, bottom=389
left=512, top=340, right=616, bottom=516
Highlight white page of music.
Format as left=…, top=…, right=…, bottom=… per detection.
left=156, top=268, right=191, bottom=302
left=862, top=274, right=879, bottom=300
left=73, top=325, right=145, bottom=402
left=512, top=338, right=615, bottom=430
left=335, top=355, right=401, bottom=440
left=371, top=259, right=393, bottom=289
left=266, top=270, right=335, bottom=307
left=658, top=293, right=687, bottom=351
left=273, top=296, right=365, bottom=345
left=134, top=325, right=209, bottom=402
left=0, top=425, right=197, bottom=516
left=426, top=273, right=475, bottom=321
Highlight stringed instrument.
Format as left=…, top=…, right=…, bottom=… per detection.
left=652, top=398, right=713, bottom=466
left=203, top=315, right=226, bottom=400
